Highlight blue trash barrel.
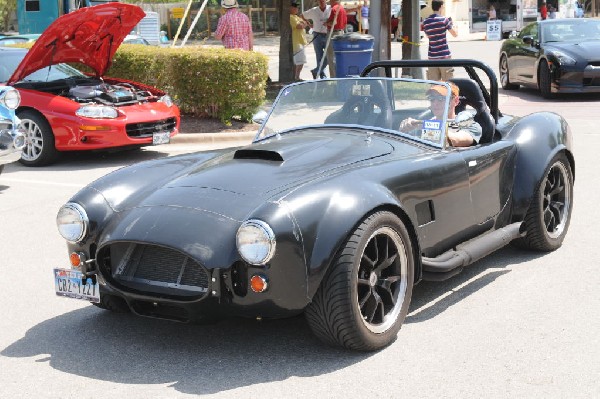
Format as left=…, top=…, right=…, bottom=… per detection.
left=332, top=33, right=374, bottom=78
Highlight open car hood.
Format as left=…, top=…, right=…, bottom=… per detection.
left=8, top=3, right=144, bottom=84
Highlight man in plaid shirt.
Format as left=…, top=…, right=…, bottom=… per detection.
left=215, top=0, right=254, bottom=51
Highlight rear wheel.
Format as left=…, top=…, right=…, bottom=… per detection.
left=500, top=54, right=519, bottom=90
left=305, top=211, right=414, bottom=351
left=539, top=60, right=554, bottom=99
left=513, top=153, right=573, bottom=251
left=18, top=110, right=59, bottom=167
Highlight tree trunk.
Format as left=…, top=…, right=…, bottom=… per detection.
left=278, top=0, right=294, bottom=82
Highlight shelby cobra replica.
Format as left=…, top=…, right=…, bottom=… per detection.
left=0, top=86, right=25, bottom=175
left=53, top=60, right=574, bottom=351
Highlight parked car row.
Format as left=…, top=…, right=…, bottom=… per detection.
left=0, top=3, right=180, bottom=168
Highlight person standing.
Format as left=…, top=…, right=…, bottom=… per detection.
left=421, top=0, right=458, bottom=81
left=302, top=0, right=331, bottom=79
left=325, top=0, right=347, bottom=78
left=360, top=0, right=370, bottom=34
left=488, top=4, right=497, bottom=20
left=214, top=0, right=254, bottom=51
left=540, top=2, right=548, bottom=20
left=290, top=2, right=308, bottom=81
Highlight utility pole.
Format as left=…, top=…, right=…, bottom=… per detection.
left=401, top=0, right=423, bottom=78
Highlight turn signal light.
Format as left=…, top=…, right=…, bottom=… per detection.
left=79, top=125, right=111, bottom=131
left=69, top=252, right=86, bottom=268
left=250, top=274, right=268, bottom=293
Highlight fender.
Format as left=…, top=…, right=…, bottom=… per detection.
left=503, top=111, right=574, bottom=221
left=274, top=172, right=421, bottom=299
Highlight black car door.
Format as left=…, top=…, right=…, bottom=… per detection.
left=517, top=23, right=540, bottom=84
left=456, top=140, right=516, bottom=226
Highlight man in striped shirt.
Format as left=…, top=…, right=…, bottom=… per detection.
left=421, top=0, right=457, bottom=80
left=215, top=0, right=254, bottom=51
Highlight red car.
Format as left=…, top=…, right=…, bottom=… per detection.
left=0, top=3, right=179, bottom=166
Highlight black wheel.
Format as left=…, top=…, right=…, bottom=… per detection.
left=18, top=110, right=59, bottom=167
left=539, top=60, right=554, bottom=99
left=92, top=294, right=130, bottom=313
left=514, top=153, right=573, bottom=251
left=0, top=165, right=4, bottom=175
left=305, top=211, right=415, bottom=351
left=500, top=54, right=519, bottom=90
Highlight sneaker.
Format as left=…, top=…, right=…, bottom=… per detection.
left=311, top=69, right=317, bottom=79
left=320, top=74, right=327, bottom=79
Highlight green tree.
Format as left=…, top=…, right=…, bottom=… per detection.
left=0, top=0, right=16, bottom=31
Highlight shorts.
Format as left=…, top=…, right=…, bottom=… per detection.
left=293, top=45, right=307, bottom=65
left=361, top=18, right=369, bottom=30
left=426, top=66, right=455, bottom=81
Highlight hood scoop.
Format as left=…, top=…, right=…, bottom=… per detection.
left=234, top=149, right=284, bottom=162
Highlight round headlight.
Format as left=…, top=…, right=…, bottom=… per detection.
left=236, top=220, right=276, bottom=265
left=56, top=203, right=89, bottom=243
left=76, top=105, right=118, bottom=119
left=1, top=88, right=21, bottom=110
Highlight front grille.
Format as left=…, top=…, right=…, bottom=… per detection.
left=100, top=242, right=209, bottom=298
left=125, top=117, right=176, bottom=138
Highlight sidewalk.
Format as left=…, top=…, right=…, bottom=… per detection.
left=172, top=29, right=486, bottom=145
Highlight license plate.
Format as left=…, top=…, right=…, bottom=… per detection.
left=152, top=131, right=170, bottom=145
left=54, top=268, right=100, bottom=303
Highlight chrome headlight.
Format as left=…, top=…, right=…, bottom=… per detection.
left=0, top=88, right=21, bottom=110
left=236, top=220, right=276, bottom=265
left=548, top=51, right=576, bottom=66
left=76, top=105, right=118, bottom=119
left=56, top=203, right=89, bottom=243
left=159, top=95, right=173, bottom=107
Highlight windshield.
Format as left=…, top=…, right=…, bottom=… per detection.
left=542, top=20, right=600, bottom=43
left=257, top=78, right=454, bottom=148
left=0, top=50, right=87, bottom=83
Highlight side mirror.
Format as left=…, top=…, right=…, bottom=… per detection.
left=252, top=110, right=268, bottom=125
left=522, top=35, right=533, bottom=45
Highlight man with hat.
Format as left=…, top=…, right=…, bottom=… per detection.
left=399, top=82, right=481, bottom=147
left=215, top=0, right=254, bottom=51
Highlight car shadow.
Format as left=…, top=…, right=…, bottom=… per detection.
left=406, top=245, right=545, bottom=324
left=1, top=308, right=372, bottom=395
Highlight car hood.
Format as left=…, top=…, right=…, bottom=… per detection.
left=90, top=130, right=397, bottom=219
left=545, top=41, right=600, bottom=62
left=8, top=3, right=144, bottom=84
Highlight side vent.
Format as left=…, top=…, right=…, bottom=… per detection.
left=234, top=149, right=284, bottom=161
left=415, top=200, right=435, bottom=226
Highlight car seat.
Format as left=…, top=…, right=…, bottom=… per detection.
left=325, top=80, right=393, bottom=130
left=449, top=78, right=496, bottom=144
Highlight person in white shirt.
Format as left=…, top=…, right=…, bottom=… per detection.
left=302, top=0, right=331, bottom=79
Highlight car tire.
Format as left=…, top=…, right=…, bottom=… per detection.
left=18, top=110, right=59, bottom=167
left=0, top=165, right=3, bottom=175
left=539, top=60, right=554, bottom=99
left=305, top=211, right=415, bottom=351
left=93, top=294, right=130, bottom=313
left=513, top=153, right=573, bottom=251
left=500, top=54, right=519, bottom=90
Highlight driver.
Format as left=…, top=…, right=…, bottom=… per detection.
left=399, top=83, right=481, bottom=147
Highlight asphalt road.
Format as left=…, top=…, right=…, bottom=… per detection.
left=1, top=39, right=600, bottom=398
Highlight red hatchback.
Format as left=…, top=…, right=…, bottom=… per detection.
left=0, top=3, right=179, bottom=166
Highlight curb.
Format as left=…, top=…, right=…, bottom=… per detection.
left=171, top=131, right=257, bottom=145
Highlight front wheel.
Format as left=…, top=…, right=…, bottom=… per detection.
left=514, top=153, right=573, bottom=251
left=305, top=211, right=415, bottom=351
left=539, top=60, right=554, bottom=99
left=500, top=54, right=519, bottom=90
left=18, top=110, right=59, bottom=167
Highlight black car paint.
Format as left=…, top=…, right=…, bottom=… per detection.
left=500, top=19, right=600, bottom=94
left=62, top=60, right=574, bottom=321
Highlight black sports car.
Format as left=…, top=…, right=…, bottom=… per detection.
left=53, top=60, right=574, bottom=351
left=499, top=18, right=600, bottom=98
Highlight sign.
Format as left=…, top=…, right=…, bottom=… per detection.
left=172, top=7, right=185, bottom=19
left=486, top=19, right=502, bottom=41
